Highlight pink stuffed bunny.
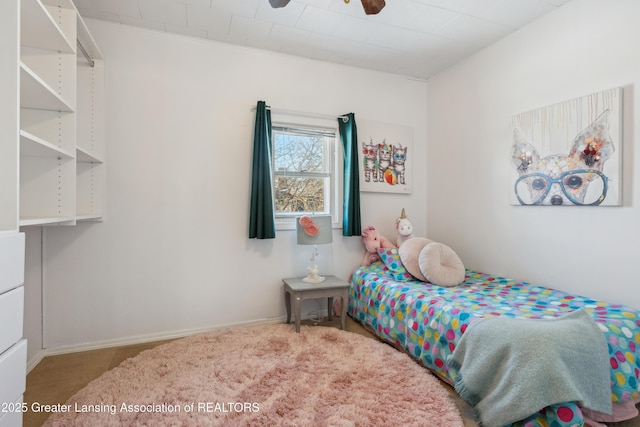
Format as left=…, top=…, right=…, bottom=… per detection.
left=360, top=226, right=396, bottom=266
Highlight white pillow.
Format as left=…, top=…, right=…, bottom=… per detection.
left=398, top=237, right=433, bottom=282
left=418, top=242, right=465, bottom=287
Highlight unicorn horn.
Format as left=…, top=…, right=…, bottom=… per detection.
left=400, top=208, right=406, bottom=219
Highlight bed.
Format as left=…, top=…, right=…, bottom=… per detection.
left=347, top=260, right=640, bottom=427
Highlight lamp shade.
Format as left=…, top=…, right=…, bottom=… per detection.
left=296, top=215, right=333, bottom=245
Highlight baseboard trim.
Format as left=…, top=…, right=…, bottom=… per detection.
left=27, top=316, right=288, bottom=370
left=26, top=349, right=46, bottom=374
left=28, top=309, right=335, bottom=372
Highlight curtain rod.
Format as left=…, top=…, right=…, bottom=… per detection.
left=77, top=39, right=94, bottom=68
left=252, top=105, right=348, bottom=122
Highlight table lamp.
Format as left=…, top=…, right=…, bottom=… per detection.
left=296, top=215, right=333, bottom=283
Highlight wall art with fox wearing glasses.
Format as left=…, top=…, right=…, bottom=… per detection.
left=510, top=87, right=622, bottom=206
left=358, top=120, right=412, bottom=194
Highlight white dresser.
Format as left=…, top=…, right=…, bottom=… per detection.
left=0, top=233, right=26, bottom=427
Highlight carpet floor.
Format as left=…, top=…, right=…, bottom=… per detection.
left=24, top=316, right=639, bottom=427
left=24, top=325, right=464, bottom=427
left=47, top=324, right=465, bottom=425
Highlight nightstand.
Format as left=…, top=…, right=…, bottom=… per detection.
left=283, top=276, right=349, bottom=333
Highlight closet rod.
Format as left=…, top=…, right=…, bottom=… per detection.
left=252, top=105, right=349, bottom=122
left=77, top=39, right=94, bottom=67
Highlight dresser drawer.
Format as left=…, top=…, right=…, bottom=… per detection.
left=0, top=340, right=27, bottom=408
left=0, top=287, right=24, bottom=355
left=0, top=396, right=23, bottom=427
left=0, top=233, right=24, bottom=295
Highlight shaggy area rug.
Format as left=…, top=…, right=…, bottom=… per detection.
left=45, top=324, right=463, bottom=426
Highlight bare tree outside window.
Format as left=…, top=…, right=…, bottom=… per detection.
left=273, top=126, right=334, bottom=216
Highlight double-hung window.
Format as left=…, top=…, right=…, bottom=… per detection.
left=272, top=123, right=338, bottom=229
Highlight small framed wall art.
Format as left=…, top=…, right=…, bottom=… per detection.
left=358, top=119, right=412, bottom=194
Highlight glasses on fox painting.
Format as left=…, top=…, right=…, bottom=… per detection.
left=514, top=169, right=608, bottom=206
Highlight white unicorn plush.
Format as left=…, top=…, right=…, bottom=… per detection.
left=395, top=208, right=415, bottom=247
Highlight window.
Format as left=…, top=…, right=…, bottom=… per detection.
left=272, top=124, right=338, bottom=228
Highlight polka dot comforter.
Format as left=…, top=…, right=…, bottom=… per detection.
left=348, top=262, right=640, bottom=427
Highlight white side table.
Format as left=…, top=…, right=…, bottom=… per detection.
left=283, top=276, right=349, bottom=333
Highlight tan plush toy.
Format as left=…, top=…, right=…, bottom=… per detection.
left=395, top=208, right=415, bottom=247
left=360, top=226, right=396, bottom=266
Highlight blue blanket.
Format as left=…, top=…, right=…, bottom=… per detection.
left=448, top=309, right=612, bottom=427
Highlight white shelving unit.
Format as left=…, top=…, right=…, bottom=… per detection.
left=19, top=0, right=105, bottom=227
left=76, top=16, right=105, bottom=221
left=0, top=2, right=103, bottom=423
left=0, top=0, right=19, bottom=235
left=0, top=0, right=26, bottom=421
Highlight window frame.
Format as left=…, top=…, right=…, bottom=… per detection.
left=270, top=118, right=341, bottom=231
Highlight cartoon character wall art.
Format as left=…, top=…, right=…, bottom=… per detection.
left=358, top=120, right=412, bottom=194
left=392, top=145, right=407, bottom=185
left=362, top=139, right=379, bottom=183
left=510, top=88, right=622, bottom=206
left=377, top=140, right=392, bottom=182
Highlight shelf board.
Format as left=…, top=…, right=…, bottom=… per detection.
left=21, top=0, right=75, bottom=53
left=77, top=12, right=103, bottom=62
left=20, top=63, right=74, bottom=112
left=76, top=146, right=103, bottom=163
left=20, top=130, right=75, bottom=159
left=76, top=214, right=103, bottom=222
left=19, top=216, right=76, bottom=227
left=42, top=0, right=76, bottom=9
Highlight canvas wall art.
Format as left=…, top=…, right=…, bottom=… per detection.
left=510, top=87, right=622, bottom=206
left=358, top=119, right=412, bottom=194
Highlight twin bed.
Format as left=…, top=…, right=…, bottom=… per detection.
left=347, top=258, right=640, bottom=427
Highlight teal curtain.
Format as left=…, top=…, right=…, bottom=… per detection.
left=249, top=101, right=276, bottom=239
left=339, top=113, right=361, bottom=236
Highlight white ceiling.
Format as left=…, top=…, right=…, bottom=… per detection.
left=74, top=0, right=573, bottom=80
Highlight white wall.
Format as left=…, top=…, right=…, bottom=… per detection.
left=31, top=21, right=428, bottom=352
left=427, top=0, right=640, bottom=309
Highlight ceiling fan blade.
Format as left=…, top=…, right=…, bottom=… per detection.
left=361, top=0, right=385, bottom=15
left=269, top=0, right=291, bottom=8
